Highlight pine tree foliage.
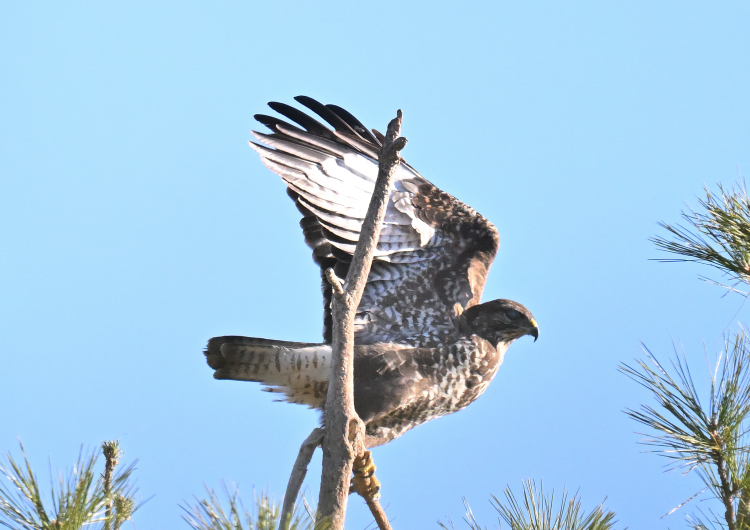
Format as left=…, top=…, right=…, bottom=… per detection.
left=621, top=336, right=750, bottom=529
left=0, top=441, right=138, bottom=530
left=182, top=484, right=312, bottom=530
left=621, top=337, right=750, bottom=471
left=652, top=182, right=750, bottom=292
left=625, top=179, right=750, bottom=529
left=492, top=481, right=617, bottom=530
left=437, top=481, right=617, bottom=530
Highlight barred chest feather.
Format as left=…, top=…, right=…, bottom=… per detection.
left=363, top=336, right=507, bottom=447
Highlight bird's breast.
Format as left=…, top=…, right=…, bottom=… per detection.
left=363, top=336, right=504, bottom=446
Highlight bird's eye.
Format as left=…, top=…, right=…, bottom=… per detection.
left=506, top=309, right=520, bottom=320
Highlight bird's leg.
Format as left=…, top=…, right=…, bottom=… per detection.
left=350, top=450, right=381, bottom=501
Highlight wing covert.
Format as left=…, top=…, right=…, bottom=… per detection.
left=251, top=97, right=499, bottom=346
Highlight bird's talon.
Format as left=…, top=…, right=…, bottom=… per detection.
left=350, top=451, right=382, bottom=501
left=353, top=451, right=376, bottom=475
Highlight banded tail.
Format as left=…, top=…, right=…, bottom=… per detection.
left=205, top=336, right=332, bottom=408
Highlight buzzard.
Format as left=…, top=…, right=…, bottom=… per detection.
left=205, top=97, right=538, bottom=448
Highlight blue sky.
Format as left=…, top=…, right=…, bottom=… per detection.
left=2, top=2, right=750, bottom=528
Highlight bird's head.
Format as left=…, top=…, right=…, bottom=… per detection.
left=460, top=299, right=538, bottom=347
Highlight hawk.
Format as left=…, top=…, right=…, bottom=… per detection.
left=205, top=97, right=538, bottom=448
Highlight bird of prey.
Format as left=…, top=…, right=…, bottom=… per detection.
left=205, top=97, right=538, bottom=448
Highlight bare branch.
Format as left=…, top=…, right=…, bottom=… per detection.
left=342, top=110, right=406, bottom=303
left=361, top=498, right=393, bottom=530
left=280, top=428, right=324, bottom=530
left=325, top=269, right=345, bottom=297
left=316, top=110, right=406, bottom=529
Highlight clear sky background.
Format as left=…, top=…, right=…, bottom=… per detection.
left=2, top=2, right=750, bottom=529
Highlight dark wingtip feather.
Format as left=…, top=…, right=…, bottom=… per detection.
left=326, top=104, right=381, bottom=146
left=254, top=113, right=302, bottom=134
left=267, top=101, right=335, bottom=140
left=295, top=95, right=366, bottom=140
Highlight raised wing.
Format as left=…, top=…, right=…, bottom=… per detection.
left=251, top=97, right=499, bottom=347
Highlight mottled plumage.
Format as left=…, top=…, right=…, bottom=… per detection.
left=206, top=97, right=538, bottom=447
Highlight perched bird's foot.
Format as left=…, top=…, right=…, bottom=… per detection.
left=350, top=450, right=381, bottom=501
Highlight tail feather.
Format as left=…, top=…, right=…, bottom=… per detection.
left=205, top=336, right=331, bottom=408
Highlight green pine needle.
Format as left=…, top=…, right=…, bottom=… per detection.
left=0, top=442, right=139, bottom=530
left=437, top=481, right=617, bottom=530
left=492, top=481, right=617, bottom=530
left=437, top=498, right=485, bottom=530
left=652, top=182, right=750, bottom=292
left=181, top=484, right=312, bottom=530
left=621, top=334, right=750, bottom=527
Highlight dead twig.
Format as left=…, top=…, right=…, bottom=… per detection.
left=280, top=428, right=324, bottom=530
left=361, top=497, right=392, bottom=530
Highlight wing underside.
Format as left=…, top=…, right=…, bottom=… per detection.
left=251, top=97, right=500, bottom=346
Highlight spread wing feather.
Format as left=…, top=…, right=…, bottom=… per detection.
left=252, top=97, right=500, bottom=346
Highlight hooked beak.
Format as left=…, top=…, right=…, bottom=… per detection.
left=528, top=318, right=539, bottom=342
